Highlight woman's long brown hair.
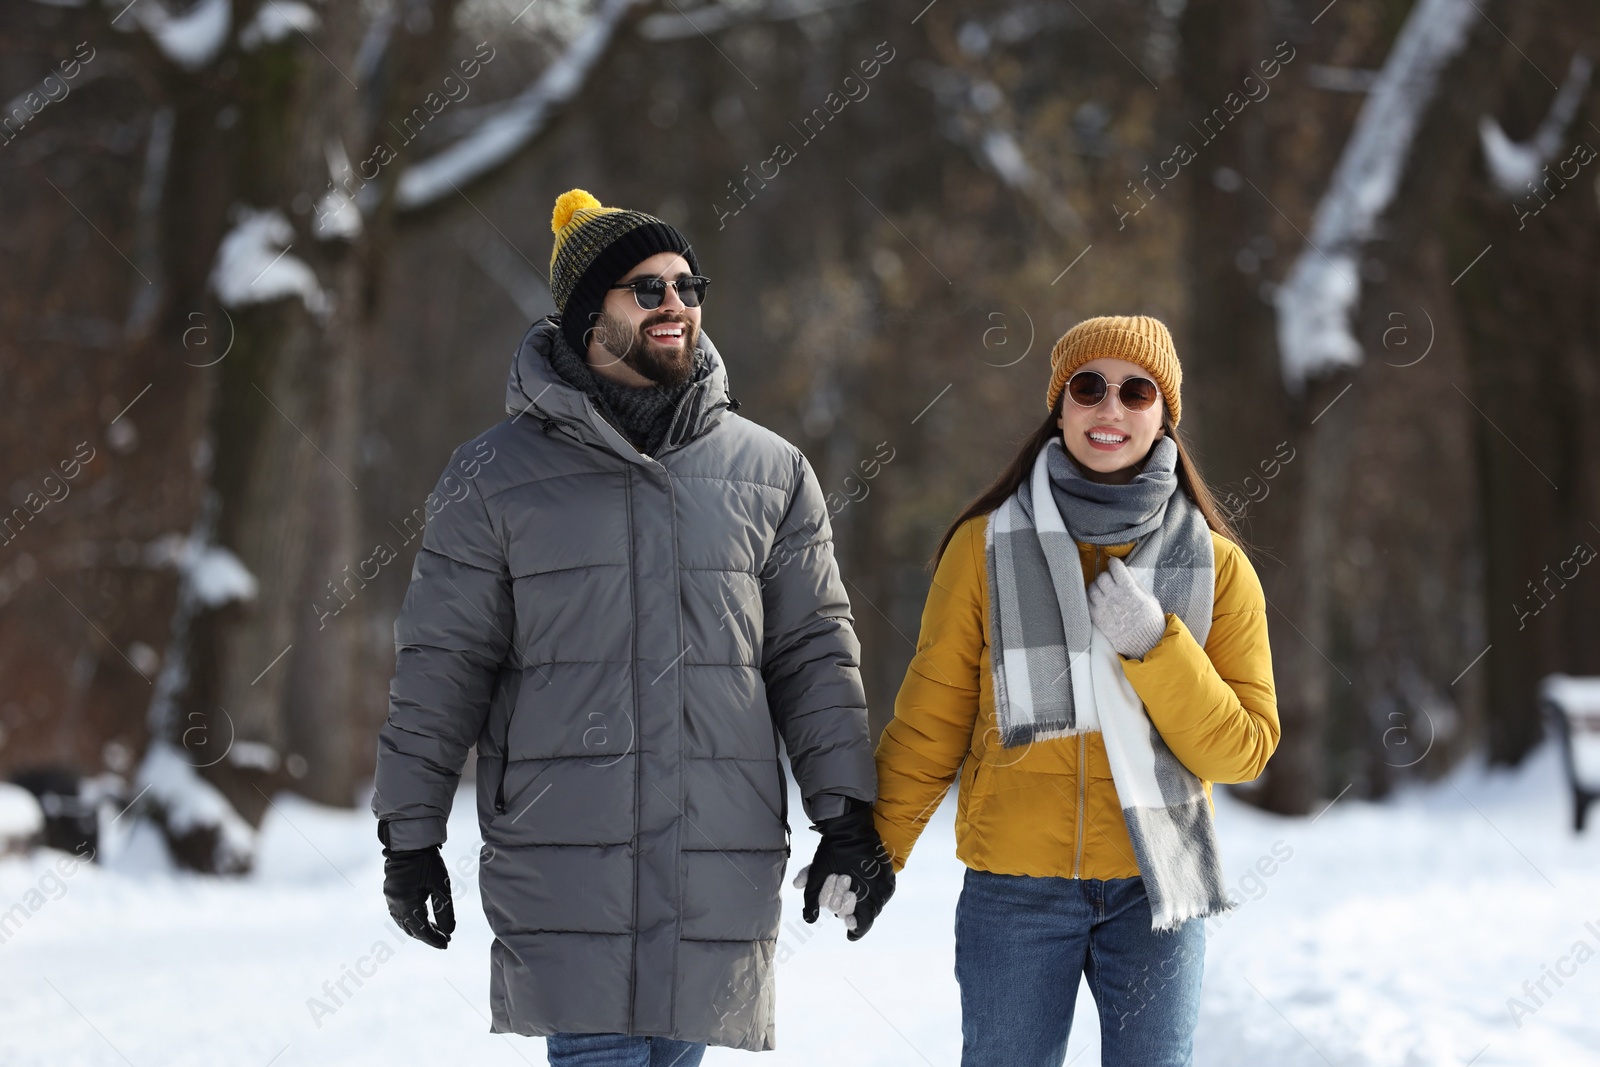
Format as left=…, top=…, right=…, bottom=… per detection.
left=929, top=403, right=1243, bottom=571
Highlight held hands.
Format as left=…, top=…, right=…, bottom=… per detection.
left=381, top=837, right=456, bottom=949
left=791, top=807, right=895, bottom=941
left=791, top=867, right=860, bottom=931
left=1086, top=555, right=1167, bottom=660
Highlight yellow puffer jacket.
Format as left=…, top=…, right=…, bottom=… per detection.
left=873, top=511, right=1280, bottom=879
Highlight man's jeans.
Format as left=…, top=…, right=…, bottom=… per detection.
left=545, top=1033, right=706, bottom=1066
left=954, top=868, right=1206, bottom=1067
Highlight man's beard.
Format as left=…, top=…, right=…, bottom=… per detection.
left=591, top=309, right=699, bottom=388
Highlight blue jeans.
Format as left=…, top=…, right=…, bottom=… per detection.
left=545, top=1033, right=705, bottom=1066
left=954, top=869, right=1205, bottom=1067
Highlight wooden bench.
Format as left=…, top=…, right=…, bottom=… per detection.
left=1539, top=674, right=1600, bottom=833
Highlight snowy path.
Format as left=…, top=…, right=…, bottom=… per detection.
left=2, top=743, right=1597, bottom=1066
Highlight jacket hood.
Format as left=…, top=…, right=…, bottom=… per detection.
left=504, top=317, right=734, bottom=461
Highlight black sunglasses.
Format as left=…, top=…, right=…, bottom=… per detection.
left=1065, top=369, right=1161, bottom=412
left=609, top=274, right=711, bottom=311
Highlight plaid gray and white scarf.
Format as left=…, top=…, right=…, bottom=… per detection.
left=985, top=435, right=1233, bottom=929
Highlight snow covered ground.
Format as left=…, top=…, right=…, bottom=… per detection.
left=2, top=741, right=1597, bottom=1066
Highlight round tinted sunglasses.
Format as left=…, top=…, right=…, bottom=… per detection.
left=609, top=274, right=711, bottom=311
left=1065, top=369, right=1161, bottom=412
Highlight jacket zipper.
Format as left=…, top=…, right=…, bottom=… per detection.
left=623, top=464, right=642, bottom=1033
left=772, top=721, right=791, bottom=856
left=1073, top=731, right=1086, bottom=878
left=1075, top=543, right=1099, bottom=878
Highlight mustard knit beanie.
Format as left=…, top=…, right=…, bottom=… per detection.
left=1045, top=314, right=1182, bottom=425
left=548, top=189, right=699, bottom=354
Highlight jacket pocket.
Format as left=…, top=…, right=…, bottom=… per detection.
left=964, top=755, right=995, bottom=815
left=770, top=720, right=791, bottom=856
left=470, top=752, right=508, bottom=834
left=492, top=757, right=509, bottom=814
left=485, top=660, right=522, bottom=813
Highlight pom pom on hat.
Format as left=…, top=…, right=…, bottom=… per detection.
left=552, top=189, right=603, bottom=234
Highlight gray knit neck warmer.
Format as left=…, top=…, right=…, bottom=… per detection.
left=1027, top=434, right=1180, bottom=545
left=545, top=324, right=709, bottom=456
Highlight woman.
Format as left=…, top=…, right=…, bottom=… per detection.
left=873, top=315, right=1279, bottom=1067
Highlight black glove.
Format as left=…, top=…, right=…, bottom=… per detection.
left=796, top=804, right=895, bottom=941
left=379, top=823, right=455, bottom=949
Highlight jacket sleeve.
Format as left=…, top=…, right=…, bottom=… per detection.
left=1120, top=538, right=1280, bottom=784
left=760, top=452, right=875, bottom=824
left=371, top=446, right=513, bottom=850
left=872, top=516, right=986, bottom=872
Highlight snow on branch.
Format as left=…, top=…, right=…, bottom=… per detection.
left=144, top=532, right=260, bottom=607
left=636, top=0, right=865, bottom=41
left=1274, top=0, right=1475, bottom=395
left=239, top=0, right=321, bottom=52
left=916, top=65, right=1083, bottom=235
left=1478, top=53, right=1592, bottom=197
left=314, top=139, right=364, bottom=240
left=113, top=0, right=232, bottom=72
left=209, top=207, right=333, bottom=319
left=396, top=0, right=640, bottom=210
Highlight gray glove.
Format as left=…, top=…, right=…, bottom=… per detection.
left=791, top=865, right=859, bottom=932
left=1086, top=555, right=1167, bottom=659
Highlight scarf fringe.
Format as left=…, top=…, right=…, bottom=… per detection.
left=1150, top=891, right=1237, bottom=932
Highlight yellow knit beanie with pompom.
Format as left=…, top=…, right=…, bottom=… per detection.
left=546, top=188, right=699, bottom=353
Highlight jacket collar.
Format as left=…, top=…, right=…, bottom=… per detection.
left=504, top=317, right=733, bottom=465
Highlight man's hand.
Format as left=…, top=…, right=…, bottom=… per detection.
left=791, top=806, right=895, bottom=941
left=381, top=839, right=455, bottom=949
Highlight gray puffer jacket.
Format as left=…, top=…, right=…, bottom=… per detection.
left=371, top=318, right=875, bottom=1050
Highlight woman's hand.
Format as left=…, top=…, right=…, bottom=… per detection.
left=1087, top=555, right=1167, bottom=660
left=792, top=807, right=895, bottom=940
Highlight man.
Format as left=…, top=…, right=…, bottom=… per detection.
left=371, top=189, right=894, bottom=1063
